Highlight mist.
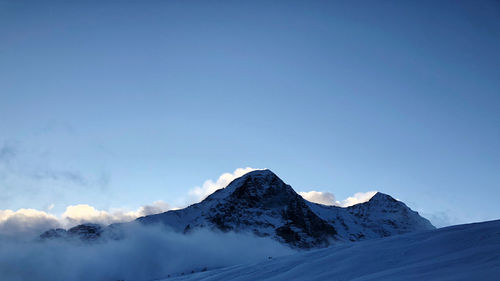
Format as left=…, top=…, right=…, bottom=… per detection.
left=0, top=224, right=295, bottom=281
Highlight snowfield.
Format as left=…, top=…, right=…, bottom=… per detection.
left=163, top=220, right=500, bottom=281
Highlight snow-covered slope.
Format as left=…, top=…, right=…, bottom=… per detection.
left=41, top=169, right=434, bottom=248
left=164, top=219, right=500, bottom=281
left=309, top=192, right=435, bottom=241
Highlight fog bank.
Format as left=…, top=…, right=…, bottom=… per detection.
left=0, top=224, right=294, bottom=281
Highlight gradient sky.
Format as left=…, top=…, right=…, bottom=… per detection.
left=1, top=0, right=499, bottom=227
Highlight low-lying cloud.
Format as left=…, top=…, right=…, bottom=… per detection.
left=62, top=200, right=172, bottom=226
left=0, top=201, right=172, bottom=239
left=299, top=191, right=378, bottom=207
left=0, top=209, right=60, bottom=239
left=0, top=224, right=294, bottom=281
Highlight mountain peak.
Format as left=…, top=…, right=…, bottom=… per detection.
left=205, top=169, right=288, bottom=201
left=231, top=168, right=279, bottom=183
left=197, top=169, right=337, bottom=247
left=242, top=169, right=276, bottom=177
left=220, top=169, right=295, bottom=204
left=368, top=192, right=398, bottom=203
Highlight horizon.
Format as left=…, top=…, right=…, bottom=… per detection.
left=1, top=0, right=500, bottom=237
left=0, top=166, right=484, bottom=235
left=1, top=167, right=385, bottom=234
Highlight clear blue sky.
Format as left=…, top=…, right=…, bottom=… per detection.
left=1, top=0, right=499, bottom=226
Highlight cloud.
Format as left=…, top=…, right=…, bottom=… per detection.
left=423, top=211, right=462, bottom=228
left=188, top=167, right=258, bottom=203
left=63, top=201, right=173, bottom=226
left=0, top=201, right=173, bottom=239
left=299, top=190, right=377, bottom=207
left=31, top=170, right=89, bottom=186
left=0, top=140, right=111, bottom=204
left=0, top=225, right=294, bottom=281
left=0, top=142, right=17, bottom=164
left=62, top=201, right=172, bottom=226
left=298, top=191, right=337, bottom=205
left=339, top=191, right=378, bottom=207
left=62, top=204, right=127, bottom=225
left=0, top=209, right=61, bottom=239
left=135, top=200, right=172, bottom=216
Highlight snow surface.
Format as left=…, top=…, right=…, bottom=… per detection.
left=162, top=219, right=500, bottom=281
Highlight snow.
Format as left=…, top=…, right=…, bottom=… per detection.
left=162, top=219, right=500, bottom=281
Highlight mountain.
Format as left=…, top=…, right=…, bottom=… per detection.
left=41, top=169, right=434, bottom=248
left=162, top=220, right=500, bottom=281
left=137, top=169, right=338, bottom=248
left=39, top=224, right=104, bottom=241
left=309, top=192, right=435, bottom=241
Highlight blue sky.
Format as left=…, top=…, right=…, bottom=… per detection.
left=1, top=0, right=499, bottom=227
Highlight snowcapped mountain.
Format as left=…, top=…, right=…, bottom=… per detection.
left=41, top=169, right=434, bottom=248
left=309, top=192, right=435, bottom=241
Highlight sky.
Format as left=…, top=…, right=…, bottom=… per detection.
left=0, top=0, right=499, bottom=230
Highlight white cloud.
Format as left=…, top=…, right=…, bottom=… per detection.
left=0, top=200, right=173, bottom=238
left=134, top=200, right=172, bottom=217
left=339, top=191, right=377, bottom=207
left=62, top=204, right=127, bottom=225
left=298, top=191, right=337, bottom=205
left=299, top=190, right=377, bottom=207
left=188, top=167, right=258, bottom=203
left=0, top=208, right=61, bottom=239
left=62, top=200, right=172, bottom=226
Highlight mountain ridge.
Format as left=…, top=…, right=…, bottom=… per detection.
left=41, top=169, right=435, bottom=248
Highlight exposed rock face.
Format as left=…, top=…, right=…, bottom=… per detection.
left=40, top=169, right=435, bottom=248
left=40, top=224, right=103, bottom=241
left=39, top=228, right=67, bottom=239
